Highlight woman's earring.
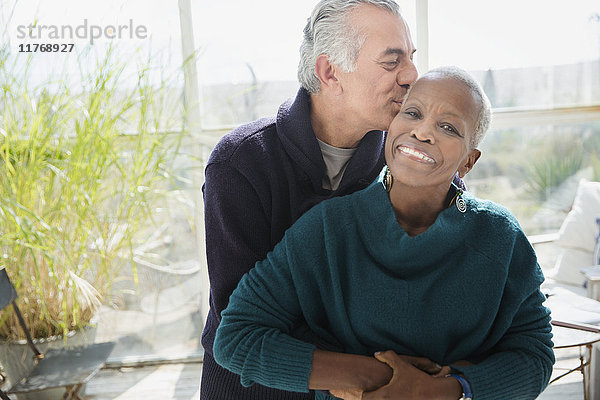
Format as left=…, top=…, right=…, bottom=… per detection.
left=455, top=189, right=467, bottom=213
left=383, top=166, right=393, bottom=193
left=450, top=181, right=467, bottom=213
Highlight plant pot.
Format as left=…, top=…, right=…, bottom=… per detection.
left=0, top=321, right=97, bottom=400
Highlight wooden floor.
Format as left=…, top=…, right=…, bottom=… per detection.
left=82, top=355, right=585, bottom=400
left=85, top=362, right=201, bottom=400
left=0, top=348, right=582, bottom=399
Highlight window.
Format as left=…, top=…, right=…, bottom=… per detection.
left=1, top=0, right=202, bottom=363
left=425, top=0, right=600, bottom=234
left=191, top=0, right=417, bottom=129
left=192, top=0, right=600, bottom=235
left=427, top=0, right=600, bottom=108
left=3, top=0, right=598, bottom=368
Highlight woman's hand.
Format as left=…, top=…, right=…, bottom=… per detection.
left=328, top=353, right=444, bottom=399
left=328, top=389, right=364, bottom=400
left=360, top=351, right=463, bottom=400
left=399, top=354, right=444, bottom=375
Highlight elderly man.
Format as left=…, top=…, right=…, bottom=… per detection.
left=201, top=0, right=417, bottom=398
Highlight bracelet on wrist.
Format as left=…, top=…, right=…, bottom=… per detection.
left=447, top=374, right=472, bottom=400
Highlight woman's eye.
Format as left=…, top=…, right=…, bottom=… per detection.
left=404, top=110, right=419, bottom=118
left=441, top=124, right=460, bottom=136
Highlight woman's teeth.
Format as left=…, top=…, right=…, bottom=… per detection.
left=397, top=146, right=434, bottom=163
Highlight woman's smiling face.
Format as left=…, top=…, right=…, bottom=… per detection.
left=385, top=74, right=482, bottom=189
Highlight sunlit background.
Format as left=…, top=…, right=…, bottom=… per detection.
left=1, top=0, right=599, bottom=366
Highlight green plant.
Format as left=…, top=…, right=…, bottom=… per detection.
left=582, top=124, right=600, bottom=181
left=525, top=137, right=583, bottom=201
left=0, top=47, right=185, bottom=340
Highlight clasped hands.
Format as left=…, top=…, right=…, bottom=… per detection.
left=329, top=351, right=460, bottom=400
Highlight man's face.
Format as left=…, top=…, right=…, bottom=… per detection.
left=337, top=5, right=418, bottom=133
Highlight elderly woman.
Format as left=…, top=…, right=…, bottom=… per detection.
left=213, top=67, right=554, bottom=400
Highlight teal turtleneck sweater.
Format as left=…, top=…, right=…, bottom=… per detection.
left=214, top=176, right=554, bottom=400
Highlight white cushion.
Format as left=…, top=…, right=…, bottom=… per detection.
left=557, top=180, right=600, bottom=252
left=549, top=247, right=594, bottom=286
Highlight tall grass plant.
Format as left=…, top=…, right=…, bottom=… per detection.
left=0, top=46, right=185, bottom=341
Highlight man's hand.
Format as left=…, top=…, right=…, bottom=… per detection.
left=398, top=354, right=443, bottom=375
left=432, top=359, right=473, bottom=378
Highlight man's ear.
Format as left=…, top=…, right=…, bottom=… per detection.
left=458, top=149, right=481, bottom=178
left=315, top=54, right=342, bottom=95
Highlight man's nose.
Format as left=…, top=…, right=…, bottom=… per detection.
left=396, top=60, right=418, bottom=88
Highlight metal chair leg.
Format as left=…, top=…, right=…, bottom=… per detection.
left=62, top=386, right=73, bottom=400
left=72, top=383, right=84, bottom=400
left=62, top=384, right=81, bottom=400
left=582, top=344, right=592, bottom=400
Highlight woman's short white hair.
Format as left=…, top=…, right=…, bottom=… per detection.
left=298, top=0, right=401, bottom=93
left=421, top=66, right=492, bottom=149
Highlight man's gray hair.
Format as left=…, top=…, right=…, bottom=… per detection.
left=298, top=0, right=401, bottom=93
left=423, top=66, right=492, bottom=149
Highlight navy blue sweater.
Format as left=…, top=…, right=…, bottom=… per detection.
left=201, top=88, right=386, bottom=399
